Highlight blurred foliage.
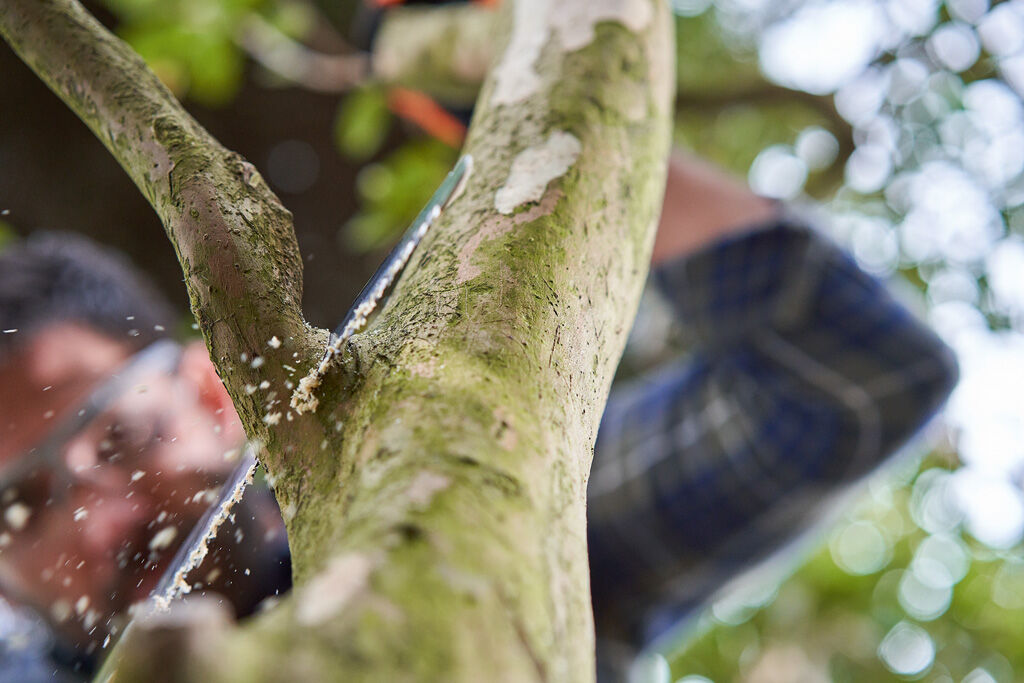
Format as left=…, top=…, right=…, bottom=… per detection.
left=676, top=100, right=841, bottom=193
left=658, top=453, right=1024, bottom=683
left=673, top=10, right=853, bottom=199
left=0, top=219, right=15, bottom=251
left=340, top=138, right=457, bottom=252
left=675, top=8, right=763, bottom=95
left=97, top=0, right=313, bottom=106
left=334, top=85, right=392, bottom=161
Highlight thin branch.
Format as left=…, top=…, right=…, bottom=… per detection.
left=236, top=14, right=370, bottom=94
left=0, top=0, right=320, bottom=461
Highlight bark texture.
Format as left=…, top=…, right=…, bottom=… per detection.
left=1, top=0, right=674, bottom=680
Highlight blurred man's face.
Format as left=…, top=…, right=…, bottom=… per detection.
left=0, top=322, right=244, bottom=649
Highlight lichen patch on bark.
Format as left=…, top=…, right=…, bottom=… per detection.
left=490, top=0, right=550, bottom=105
left=295, top=553, right=376, bottom=626
left=550, top=0, right=654, bottom=51
left=406, top=471, right=452, bottom=508
left=491, top=0, right=655, bottom=107
left=494, top=132, right=580, bottom=215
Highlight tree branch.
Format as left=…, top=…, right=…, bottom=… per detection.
left=4, top=0, right=675, bottom=680
left=373, top=7, right=856, bottom=198
left=236, top=13, right=370, bottom=94
left=0, top=0, right=321, bottom=464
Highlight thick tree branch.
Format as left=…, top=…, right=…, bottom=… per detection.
left=124, top=0, right=672, bottom=679
left=4, top=0, right=674, bottom=680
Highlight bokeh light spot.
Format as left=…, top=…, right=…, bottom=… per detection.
left=991, top=557, right=1024, bottom=610
left=912, top=533, right=970, bottom=585
left=898, top=566, right=952, bottom=621
left=877, top=621, right=935, bottom=676
left=831, top=520, right=891, bottom=576
left=951, top=469, right=1024, bottom=549
left=927, top=22, right=980, bottom=73
left=759, top=0, right=882, bottom=95
left=749, top=146, right=807, bottom=199
left=795, top=127, right=840, bottom=171
left=266, top=140, right=319, bottom=194
left=628, top=652, right=672, bottom=683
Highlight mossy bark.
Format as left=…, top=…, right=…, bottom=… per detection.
left=1, top=1, right=674, bottom=681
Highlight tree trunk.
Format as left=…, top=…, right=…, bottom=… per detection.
left=0, top=0, right=674, bottom=680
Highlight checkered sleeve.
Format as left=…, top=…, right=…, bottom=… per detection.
left=587, top=220, right=958, bottom=643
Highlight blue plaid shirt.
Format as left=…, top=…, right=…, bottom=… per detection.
left=587, top=220, right=958, bottom=644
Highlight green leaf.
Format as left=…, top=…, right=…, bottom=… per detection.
left=0, top=220, right=16, bottom=251
left=334, top=87, right=392, bottom=162
left=341, top=139, right=457, bottom=253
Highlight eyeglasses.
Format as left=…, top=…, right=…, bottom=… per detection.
left=0, top=339, right=184, bottom=525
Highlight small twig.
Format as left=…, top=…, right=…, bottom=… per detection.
left=236, top=13, right=370, bottom=94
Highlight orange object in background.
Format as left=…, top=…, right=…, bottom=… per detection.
left=387, top=87, right=467, bottom=147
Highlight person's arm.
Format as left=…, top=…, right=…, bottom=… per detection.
left=587, top=154, right=959, bottom=645
left=651, top=152, right=778, bottom=264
